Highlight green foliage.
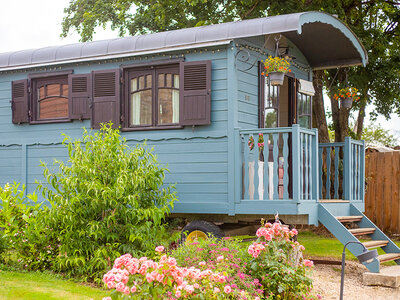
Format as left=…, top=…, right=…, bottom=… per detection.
left=36, top=123, right=177, bottom=282
left=361, top=123, right=399, bottom=147
left=0, top=183, right=54, bottom=270
left=61, top=0, right=240, bottom=42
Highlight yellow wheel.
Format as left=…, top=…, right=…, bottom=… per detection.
left=186, top=230, right=208, bottom=243
left=181, top=220, right=224, bottom=244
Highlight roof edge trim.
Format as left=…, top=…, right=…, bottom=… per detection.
left=298, top=12, right=368, bottom=66
left=0, top=40, right=231, bottom=72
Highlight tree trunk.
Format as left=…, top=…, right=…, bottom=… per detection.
left=355, top=98, right=367, bottom=139
left=331, top=94, right=349, bottom=143
left=337, top=106, right=350, bottom=141
left=312, top=70, right=330, bottom=143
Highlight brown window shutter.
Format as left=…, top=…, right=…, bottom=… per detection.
left=180, top=60, right=211, bottom=126
left=91, top=69, right=120, bottom=129
left=11, top=79, right=29, bottom=124
left=69, top=74, right=92, bottom=120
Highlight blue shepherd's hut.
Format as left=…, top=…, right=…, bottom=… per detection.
left=0, top=11, right=398, bottom=272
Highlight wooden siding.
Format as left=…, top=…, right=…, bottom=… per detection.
left=0, top=48, right=229, bottom=215
left=365, top=151, right=400, bottom=233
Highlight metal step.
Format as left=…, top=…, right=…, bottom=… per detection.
left=349, top=228, right=376, bottom=236
left=363, top=240, right=389, bottom=249
left=377, top=253, right=400, bottom=263
left=336, top=216, right=363, bottom=223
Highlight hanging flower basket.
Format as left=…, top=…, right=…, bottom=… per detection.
left=268, top=72, right=285, bottom=86
left=341, top=97, right=353, bottom=108
left=261, top=56, right=291, bottom=86
left=333, top=87, right=360, bottom=109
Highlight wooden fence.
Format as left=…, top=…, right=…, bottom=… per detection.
left=365, top=151, right=400, bottom=233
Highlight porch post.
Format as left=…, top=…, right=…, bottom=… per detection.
left=360, top=140, right=365, bottom=203
left=311, top=129, right=319, bottom=201
left=234, top=128, right=242, bottom=204
left=292, top=125, right=301, bottom=202
left=343, top=137, right=352, bottom=201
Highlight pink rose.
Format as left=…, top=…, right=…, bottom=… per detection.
left=146, top=273, right=155, bottom=283
left=217, top=255, right=224, bottom=262
left=304, top=259, right=314, bottom=267
left=224, top=285, right=232, bottom=294
left=116, top=282, right=125, bottom=292
left=155, top=246, right=165, bottom=253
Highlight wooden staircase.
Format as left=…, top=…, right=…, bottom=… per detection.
left=318, top=203, right=400, bottom=273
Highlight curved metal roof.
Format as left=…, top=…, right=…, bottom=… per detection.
left=0, top=11, right=367, bottom=71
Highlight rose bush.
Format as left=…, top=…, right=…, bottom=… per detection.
left=103, top=222, right=318, bottom=299
left=248, top=221, right=317, bottom=299
left=173, top=237, right=263, bottom=299
left=102, top=247, right=257, bottom=299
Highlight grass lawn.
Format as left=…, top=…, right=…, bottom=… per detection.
left=298, top=230, right=400, bottom=263
left=0, top=271, right=105, bottom=300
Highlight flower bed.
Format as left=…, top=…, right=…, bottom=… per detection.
left=102, top=222, right=318, bottom=299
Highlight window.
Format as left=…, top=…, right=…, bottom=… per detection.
left=260, top=76, right=279, bottom=128
left=12, top=71, right=91, bottom=124
left=259, top=61, right=280, bottom=128
left=12, top=60, right=211, bottom=129
left=33, top=76, right=69, bottom=121
left=297, top=92, right=312, bottom=129
left=126, top=65, right=180, bottom=128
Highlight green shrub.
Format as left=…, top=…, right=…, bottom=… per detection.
left=248, top=222, right=316, bottom=299
left=37, top=123, right=177, bottom=282
left=0, top=183, right=54, bottom=269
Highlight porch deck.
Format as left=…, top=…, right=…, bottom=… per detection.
left=235, top=125, right=365, bottom=224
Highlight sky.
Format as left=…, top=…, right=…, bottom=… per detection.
left=1, top=0, right=399, bottom=140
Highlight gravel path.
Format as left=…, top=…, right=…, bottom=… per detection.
left=311, top=261, right=400, bottom=299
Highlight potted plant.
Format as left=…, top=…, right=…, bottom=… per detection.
left=333, top=87, right=360, bottom=108
left=261, top=56, right=291, bottom=86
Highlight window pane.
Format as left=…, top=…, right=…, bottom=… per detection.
left=265, top=78, right=278, bottom=109
left=130, top=90, right=152, bottom=126
left=62, top=84, right=69, bottom=97
left=146, top=75, right=152, bottom=88
left=139, top=76, right=145, bottom=90
left=158, top=88, right=179, bottom=124
left=47, top=84, right=60, bottom=97
left=299, top=116, right=310, bottom=128
left=131, top=78, right=137, bottom=92
left=264, top=108, right=277, bottom=128
left=173, top=75, right=179, bottom=88
left=158, top=74, right=164, bottom=88
left=39, top=87, right=45, bottom=99
left=166, top=74, right=172, bottom=87
left=297, top=93, right=304, bottom=115
left=39, top=97, right=68, bottom=119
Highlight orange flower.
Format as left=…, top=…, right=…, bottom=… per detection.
left=261, top=72, right=265, bottom=75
